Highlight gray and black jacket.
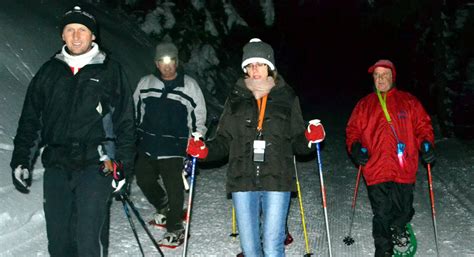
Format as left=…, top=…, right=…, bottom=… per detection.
left=10, top=50, right=136, bottom=174
left=134, top=71, right=207, bottom=159
left=205, top=75, right=313, bottom=193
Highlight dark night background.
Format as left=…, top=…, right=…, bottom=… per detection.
left=106, top=0, right=473, bottom=139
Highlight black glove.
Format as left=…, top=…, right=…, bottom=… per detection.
left=420, top=140, right=435, bottom=164
left=12, top=165, right=32, bottom=194
left=351, top=142, right=369, bottom=166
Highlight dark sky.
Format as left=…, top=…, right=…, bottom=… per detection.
left=270, top=1, right=371, bottom=108
left=265, top=0, right=423, bottom=113
left=130, top=0, right=427, bottom=112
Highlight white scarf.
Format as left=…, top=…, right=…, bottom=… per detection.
left=244, top=77, right=276, bottom=100
left=61, top=42, right=99, bottom=74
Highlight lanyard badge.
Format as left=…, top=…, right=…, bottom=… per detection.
left=253, top=132, right=265, bottom=162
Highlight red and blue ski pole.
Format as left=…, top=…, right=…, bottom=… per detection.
left=424, top=142, right=440, bottom=257
left=315, top=143, right=333, bottom=257
left=427, top=163, right=440, bottom=256
left=423, top=142, right=439, bottom=256
left=183, top=132, right=204, bottom=257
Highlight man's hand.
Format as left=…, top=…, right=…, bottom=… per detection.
left=186, top=132, right=208, bottom=159
left=12, top=165, right=31, bottom=194
left=420, top=140, right=435, bottom=164
left=107, top=160, right=129, bottom=200
left=305, top=119, right=326, bottom=147
left=351, top=142, right=369, bottom=166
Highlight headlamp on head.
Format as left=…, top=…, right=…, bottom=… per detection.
left=159, top=56, right=175, bottom=65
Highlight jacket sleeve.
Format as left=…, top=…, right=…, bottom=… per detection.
left=412, top=98, right=434, bottom=148
left=205, top=98, right=231, bottom=162
left=291, top=96, right=314, bottom=155
left=112, top=64, right=136, bottom=176
left=188, top=79, right=207, bottom=137
left=346, top=100, right=365, bottom=153
left=133, top=77, right=145, bottom=127
left=10, top=69, right=44, bottom=170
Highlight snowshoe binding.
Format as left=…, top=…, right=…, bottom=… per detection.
left=158, top=229, right=185, bottom=249
left=148, top=209, right=188, bottom=229
left=148, top=212, right=167, bottom=229
left=392, top=223, right=417, bottom=257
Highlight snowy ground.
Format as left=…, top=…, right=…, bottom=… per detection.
left=1, top=0, right=473, bottom=256
left=2, top=110, right=473, bottom=257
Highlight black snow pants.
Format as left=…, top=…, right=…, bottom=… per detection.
left=43, top=165, right=112, bottom=257
left=367, top=182, right=415, bottom=257
left=135, top=153, right=185, bottom=232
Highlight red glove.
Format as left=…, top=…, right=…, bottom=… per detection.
left=186, top=133, right=208, bottom=159
left=305, top=119, right=326, bottom=146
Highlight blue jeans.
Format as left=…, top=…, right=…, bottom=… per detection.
left=232, top=191, right=291, bottom=257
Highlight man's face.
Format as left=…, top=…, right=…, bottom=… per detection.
left=372, top=66, right=393, bottom=93
left=62, top=23, right=95, bottom=56
left=246, top=62, right=269, bottom=80
left=156, top=57, right=177, bottom=80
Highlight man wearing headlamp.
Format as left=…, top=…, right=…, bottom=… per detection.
left=133, top=41, right=207, bottom=248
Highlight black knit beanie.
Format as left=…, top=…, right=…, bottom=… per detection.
left=60, top=6, right=97, bottom=35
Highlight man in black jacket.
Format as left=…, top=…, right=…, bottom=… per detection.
left=10, top=6, right=136, bottom=257
left=133, top=41, right=207, bottom=248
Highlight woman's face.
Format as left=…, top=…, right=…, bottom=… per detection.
left=246, top=62, right=268, bottom=79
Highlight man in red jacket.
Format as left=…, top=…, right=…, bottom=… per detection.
left=346, top=59, right=435, bottom=257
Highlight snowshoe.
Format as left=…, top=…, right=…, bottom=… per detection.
left=148, top=209, right=188, bottom=229
left=392, top=223, right=417, bottom=257
left=158, top=229, right=185, bottom=249
left=148, top=212, right=167, bottom=229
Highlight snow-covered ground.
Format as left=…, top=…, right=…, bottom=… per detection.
left=1, top=0, right=473, bottom=256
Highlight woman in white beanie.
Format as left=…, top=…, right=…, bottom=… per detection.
left=187, top=38, right=326, bottom=256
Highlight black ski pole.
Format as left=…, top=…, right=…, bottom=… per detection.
left=120, top=197, right=145, bottom=256
left=123, top=194, right=165, bottom=257
left=343, top=165, right=363, bottom=245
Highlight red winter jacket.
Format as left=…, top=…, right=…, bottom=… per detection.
left=346, top=88, right=434, bottom=185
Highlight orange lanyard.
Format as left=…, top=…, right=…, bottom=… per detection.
left=256, top=95, right=268, bottom=132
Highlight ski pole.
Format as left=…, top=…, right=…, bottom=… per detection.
left=343, top=164, right=363, bottom=245
left=120, top=197, right=145, bottom=256
left=426, top=162, right=440, bottom=257
left=182, top=156, right=197, bottom=257
left=294, top=156, right=313, bottom=256
left=230, top=206, right=238, bottom=239
left=315, top=143, right=332, bottom=257
left=123, top=194, right=165, bottom=257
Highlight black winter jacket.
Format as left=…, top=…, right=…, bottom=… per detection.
left=206, top=75, right=313, bottom=193
left=10, top=51, right=136, bottom=173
